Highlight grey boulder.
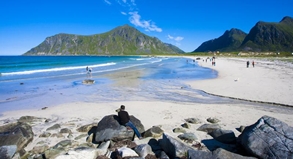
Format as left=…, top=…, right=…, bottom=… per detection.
left=95, top=115, right=144, bottom=143
left=238, top=115, right=293, bottom=159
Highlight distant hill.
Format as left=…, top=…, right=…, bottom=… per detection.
left=240, top=16, right=293, bottom=52
left=193, top=16, right=293, bottom=52
left=24, top=25, right=184, bottom=55
left=193, top=28, right=247, bottom=52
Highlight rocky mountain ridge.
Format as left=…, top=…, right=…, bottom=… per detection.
left=24, top=25, right=184, bottom=56
left=194, top=16, right=293, bottom=52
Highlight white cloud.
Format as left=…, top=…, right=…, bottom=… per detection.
left=121, top=11, right=127, bottom=15
left=174, top=36, right=184, bottom=41
left=129, top=12, right=162, bottom=32
left=167, top=34, right=184, bottom=46
left=104, top=0, right=111, bottom=5
left=167, top=34, right=174, bottom=40
left=122, top=0, right=127, bottom=3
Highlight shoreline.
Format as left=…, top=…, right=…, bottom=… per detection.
left=1, top=56, right=293, bottom=155
left=185, top=57, right=293, bottom=106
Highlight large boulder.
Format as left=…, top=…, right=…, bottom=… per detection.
left=187, top=148, right=257, bottom=159
left=238, top=115, right=293, bottom=158
left=95, top=115, right=144, bottom=143
left=0, top=122, right=33, bottom=157
left=159, top=133, right=194, bottom=158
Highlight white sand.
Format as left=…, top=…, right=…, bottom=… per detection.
left=187, top=57, right=293, bottom=106
left=1, top=57, right=293, bottom=152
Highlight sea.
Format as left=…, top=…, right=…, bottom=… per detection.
left=0, top=55, right=282, bottom=113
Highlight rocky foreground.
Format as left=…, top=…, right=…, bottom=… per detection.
left=0, top=114, right=292, bottom=159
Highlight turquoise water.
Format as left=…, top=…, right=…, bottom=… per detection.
left=0, top=56, right=225, bottom=112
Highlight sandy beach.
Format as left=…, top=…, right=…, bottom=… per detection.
left=1, top=56, right=293, bottom=154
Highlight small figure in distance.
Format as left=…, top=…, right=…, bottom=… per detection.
left=117, top=105, right=142, bottom=140
left=247, top=61, right=250, bottom=68
left=88, top=67, right=92, bottom=78
left=252, top=61, right=255, bottom=67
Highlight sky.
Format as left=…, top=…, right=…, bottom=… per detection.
left=0, top=0, right=292, bottom=55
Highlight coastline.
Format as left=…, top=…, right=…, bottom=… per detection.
left=1, top=56, right=293, bottom=155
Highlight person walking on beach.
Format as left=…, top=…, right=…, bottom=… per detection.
left=252, top=61, right=255, bottom=67
left=247, top=61, right=250, bottom=68
left=117, top=105, right=142, bottom=139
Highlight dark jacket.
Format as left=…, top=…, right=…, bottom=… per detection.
left=118, top=110, right=130, bottom=125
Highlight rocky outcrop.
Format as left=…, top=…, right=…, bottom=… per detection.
left=0, top=122, right=34, bottom=158
left=238, top=115, right=293, bottom=158
left=95, top=115, right=144, bottom=143
left=1, top=114, right=292, bottom=159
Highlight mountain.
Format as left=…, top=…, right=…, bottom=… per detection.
left=240, top=16, right=293, bottom=52
left=193, top=28, right=247, bottom=52
left=24, top=25, right=184, bottom=55
left=193, top=16, right=293, bottom=52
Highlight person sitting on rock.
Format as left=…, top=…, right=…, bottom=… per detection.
left=117, top=105, right=142, bottom=139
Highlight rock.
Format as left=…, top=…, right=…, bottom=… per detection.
left=95, top=115, right=144, bottom=143
left=197, top=124, right=221, bottom=133
left=159, top=151, right=170, bottom=159
left=98, top=140, right=110, bottom=149
left=82, top=79, right=95, bottom=84
left=178, top=133, right=198, bottom=143
left=53, top=140, right=72, bottom=149
left=18, top=116, right=45, bottom=124
left=77, top=123, right=96, bottom=132
left=60, top=128, right=72, bottom=134
left=134, top=144, right=152, bottom=158
left=213, top=148, right=257, bottom=159
left=238, top=125, right=246, bottom=132
left=44, top=148, right=66, bottom=159
left=238, top=115, right=293, bottom=159
left=118, top=147, right=139, bottom=157
left=181, top=122, right=191, bottom=129
left=39, top=132, right=51, bottom=138
left=55, top=147, right=100, bottom=159
left=0, top=122, right=33, bottom=157
left=143, top=126, right=164, bottom=138
left=185, top=118, right=201, bottom=124
left=173, top=128, right=186, bottom=133
left=187, top=149, right=212, bottom=159
left=0, top=145, right=18, bottom=159
left=31, top=145, right=49, bottom=154
left=86, top=133, right=94, bottom=143
left=207, top=117, right=220, bottom=123
left=159, top=133, right=193, bottom=158
left=46, top=124, right=61, bottom=131
left=51, top=133, right=64, bottom=138
left=75, top=134, right=88, bottom=140
left=209, top=129, right=236, bottom=144
left=187, top=148, right=257, bottom=159
left=110, top=140, right=137, bottom=151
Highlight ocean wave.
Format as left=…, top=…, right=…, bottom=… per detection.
left=1, top=62, right=116, bottom=76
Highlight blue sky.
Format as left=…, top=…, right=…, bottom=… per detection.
left=0, top=0, right=292, bottom=55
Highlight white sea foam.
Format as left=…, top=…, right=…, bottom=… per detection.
left=1, top=62, right=116, bottom=76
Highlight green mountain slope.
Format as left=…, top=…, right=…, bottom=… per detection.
left=24, top=25, right=184, bottom=55
left=240, top=16, right=293, bottom=52
left=193, top=28, right=247, bottom=52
